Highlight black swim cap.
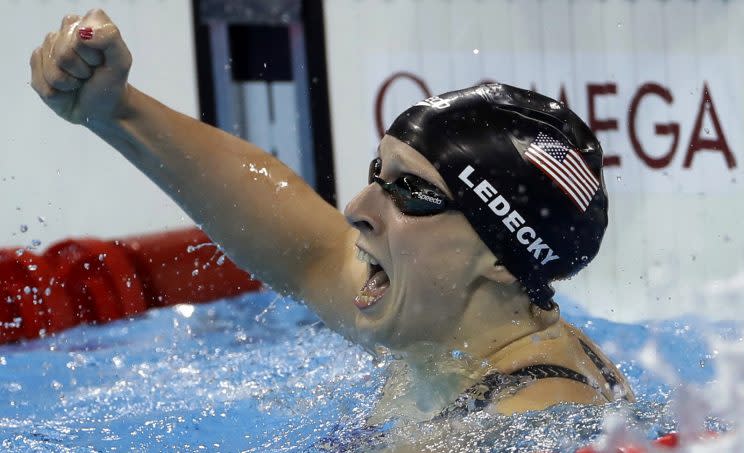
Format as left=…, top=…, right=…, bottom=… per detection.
left=386, top=83, right=608, bottom=310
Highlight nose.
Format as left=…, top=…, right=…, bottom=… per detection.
left=344, top=183, right=385, bottom=234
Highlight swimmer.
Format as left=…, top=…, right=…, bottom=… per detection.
left=30, top=10, right=634, bottom=419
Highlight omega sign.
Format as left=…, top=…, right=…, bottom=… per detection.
left=374, top=72, right=736, bottom=171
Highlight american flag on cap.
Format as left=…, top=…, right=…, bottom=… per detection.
left=524, top=132, right=600, bottom=212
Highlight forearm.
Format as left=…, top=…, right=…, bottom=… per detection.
left=86, top=85, right=349, bottom=292
left=88, top=85, right=272, bottom=211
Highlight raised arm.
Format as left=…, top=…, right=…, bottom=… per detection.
left=29, top=9, right=364, bottom=335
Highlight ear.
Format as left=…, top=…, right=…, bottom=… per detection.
left=475, top=250, right=518, bottom=284
left=529, top=299, right=561, bottom=325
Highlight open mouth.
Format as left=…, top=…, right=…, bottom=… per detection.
left=354, top=248, right=390, bottom=309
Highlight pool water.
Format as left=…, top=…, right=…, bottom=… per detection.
left=0, top=291, right=739, bottom=452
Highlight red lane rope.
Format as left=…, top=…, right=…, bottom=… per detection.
left=0, top=228, right=261, bottom=343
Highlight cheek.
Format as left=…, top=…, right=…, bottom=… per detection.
left=391, top=218, right=480, bottom=291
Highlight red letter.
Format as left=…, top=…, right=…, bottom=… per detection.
left=374, top=72, right=431, bottom=139
left=684, top=83, right=736, bottom=169
left=628, top=83, right=679, bottom=169
left=587, top=83, right=620, bottom=167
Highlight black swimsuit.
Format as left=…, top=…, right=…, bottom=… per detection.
left=440, top=339, right=626, bottom=417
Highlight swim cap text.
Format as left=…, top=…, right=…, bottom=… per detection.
left=458, top=165, right=559, bottom=266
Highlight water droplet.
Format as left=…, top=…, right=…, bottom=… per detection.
left=98, top=253, right=106, bottom=261
left=704, top=127, right=710, bottom=134
left=83, top=262, right=90, bottom=270
left=112, top=356, right=124, bottom=368
left=23, top=286, right=31, bottom=295
left=31, top=240, right=41, bottom=247
left=27, top=264, right=37, bottom=272
left=19, top=225, right=28, bottom=233
left=44, top=288, right=51, bottom=297
left=187, top=245, right=196, bottom=253
left=472, top=48, right=480, bottom=55
left=216, top=255, right=226, bottom=266
left=192, top=269, right=199, bottom=277
left=616, top=176, right=622, bottom=181
left=617, top=22, right=623, bottom=28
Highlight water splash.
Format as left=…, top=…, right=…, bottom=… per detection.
left=0, top=293, right=740, bottom=451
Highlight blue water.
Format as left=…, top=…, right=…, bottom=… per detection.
left=0, top=292, right=738, bottom=452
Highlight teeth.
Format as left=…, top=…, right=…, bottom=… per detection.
left=356, top=248, right=379, bottom=266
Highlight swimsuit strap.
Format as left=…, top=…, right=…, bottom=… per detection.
left=578, top=339, right=620, bottom=390
left=508, top=364, right=594, bottom=388
left=439, top=340, right=628, bottom=418
left=438, top=364, right=594, bottom=418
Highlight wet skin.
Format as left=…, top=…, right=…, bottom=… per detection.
left=345, top=135, right=503, bottom=349
left=30, top=9, right=633, bottom=416
left=346, top=137, right=635, bottom=413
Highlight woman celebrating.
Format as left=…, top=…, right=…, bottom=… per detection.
left=30, top=9, right=633, bottom=420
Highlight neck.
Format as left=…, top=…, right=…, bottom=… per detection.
left=374, top=280, right=561, bottom=421
left=442, top=277, right=560, bottom=365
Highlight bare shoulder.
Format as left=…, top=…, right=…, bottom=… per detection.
left=492, top=378, right=606, bottom=415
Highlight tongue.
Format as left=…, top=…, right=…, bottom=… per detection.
left=354, top=269, right=390, bottom=309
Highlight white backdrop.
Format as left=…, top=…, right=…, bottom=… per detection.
left=0, top=0, right=196, bottom=249
left=323, top=0, right=744, bottom=321
left=3, top=0, right=743, bottom=322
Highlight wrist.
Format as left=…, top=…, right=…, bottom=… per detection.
left=84, top=84, right=137, bottom=133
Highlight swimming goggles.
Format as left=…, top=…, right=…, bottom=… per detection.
left=368, top=157, right=458, bottom=216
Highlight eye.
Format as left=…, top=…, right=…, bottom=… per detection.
left=368, top=157, right=382, bottom=183
left=400, top=175, right=447, bottom=198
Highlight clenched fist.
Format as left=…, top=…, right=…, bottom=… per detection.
left=29, top=9, right=132, bottom=126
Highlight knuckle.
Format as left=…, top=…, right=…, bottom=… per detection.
left=86, top=8, right=105, bottom=17
left=48, top=77, right=70, bottom=91
left=35, top=82, right=55, bottom=99
left=61, top=14, right=78, bottom=28
left=104, top=23, right=122, bottom=40
left=41, top=86, right=56, bottom=99
left=29, top=48, right=41, bottom=67
left=56, top=50, right=75, bottom=67
left=42, top=64, right=62, bottom=85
